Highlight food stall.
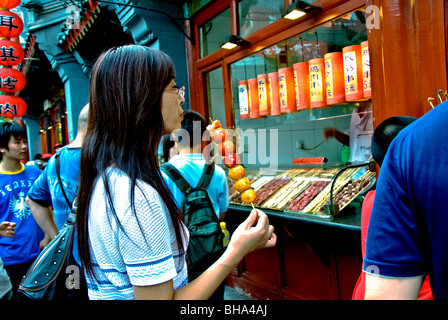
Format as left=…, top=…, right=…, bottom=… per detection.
left=184, top=0, right=447, bottom=299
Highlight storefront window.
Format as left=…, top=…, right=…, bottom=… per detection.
left=238, top=0, right=284, bottom=38
left=205, top=67, right=227, bottom=128
left=230, top=9, right=369, bottom=166
left=200, top=8, right=231, bottom=58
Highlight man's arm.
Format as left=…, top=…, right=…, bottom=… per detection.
left=26, top=196, right=58, bottom=239
left=364, top=273, right=424, bottom=300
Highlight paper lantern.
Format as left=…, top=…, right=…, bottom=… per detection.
left=293, top=62, right=310, bottom=110
left=247, top=78, right=260, bottom=119
left=308, top=58, right=327, bottom=109
left=0, top=39, right=24, bottom=66
left=361, top=41, right=371, bottom=98
left=324, top=52, right=346, bottom=105
left=0, top=67, right=25, bottom=92
left=278, top=67, right=296, bottom=113
left=0, top=94, right=27, bottom=117
left=238, top=80, right=249, bottom=119
left=0, top=10, right=23, bottom=38
left=257, top=74, right=270, bottom=116
left=268, top=72, right=280, bottom=116
left=343, top=45, right=364, bottom=101
left=0, top=0, right=21, bottom=10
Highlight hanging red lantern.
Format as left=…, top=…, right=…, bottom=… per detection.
left=0, top=39, right=24, bottom=66
left=0, top=94, right=27, bottom=117
left=0, top=67, right=25, bottom=92
left=0, top=0, right=21, bottom=10
left=0, top=10, right=23, bottom=38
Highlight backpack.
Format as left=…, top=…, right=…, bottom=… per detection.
left=162, top=163, right=225, bottom=281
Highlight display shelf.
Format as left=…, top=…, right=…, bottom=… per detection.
left=228, top=162, right=375, bottom=219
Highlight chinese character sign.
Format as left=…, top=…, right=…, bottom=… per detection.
left=257, top=74, right=270, bottom=116
left=343, top=45, right=364, bottom=101
left=361, top=41, right=371, bottom=98
left=238, top=80, right=249, bottom=119
left=309, top=58, right=326, bottom=108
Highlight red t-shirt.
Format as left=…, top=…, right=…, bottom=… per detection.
left=352, top=190, right=433, bottom=300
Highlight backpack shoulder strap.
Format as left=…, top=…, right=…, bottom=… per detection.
left=55, top=150, right=72, bottom=208
left=197, top=164, right=215, bottom=190
left=161, top=163, right=192, bottom=193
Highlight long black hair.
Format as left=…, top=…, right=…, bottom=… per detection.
left=77, top=45, right=186, bottom=278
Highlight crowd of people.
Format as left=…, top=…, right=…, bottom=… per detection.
left=0, top=44, right=446, bottom=300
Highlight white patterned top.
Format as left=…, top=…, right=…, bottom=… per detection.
left=85, top=168, right=189, bottom=300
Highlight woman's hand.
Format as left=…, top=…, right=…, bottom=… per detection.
left=227, top=209, right=276, bottom=260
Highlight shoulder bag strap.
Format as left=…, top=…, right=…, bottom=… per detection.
left=55, top=151, right=72, bottom=208
left=161, top=163, right=192, bottom=193
left=197, top=164, right=215, bottom=190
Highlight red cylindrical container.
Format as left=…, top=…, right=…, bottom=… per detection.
left=324, top=52, right=346, bottom=105
left=308, top=58, right=327, bottom=109
left=257, top=74, right=270, bottom=116
left=247, top=78, right=259, bottom=119
left=278, top=67, right=296, bottom=113
left=293, top=62, right=310, bottom=110
left=238, top=80, right=249, bottom=119
left=268, top=72, right=281, bottom=116
left=343, top=45, right=364, bottom=101
left=361, top=41, right=371, bottom=99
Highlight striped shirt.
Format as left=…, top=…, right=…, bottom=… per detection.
left=86, top=168, right=188, bottom=300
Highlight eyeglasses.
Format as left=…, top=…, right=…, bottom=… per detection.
left=177, top=86, right=185, bottom=98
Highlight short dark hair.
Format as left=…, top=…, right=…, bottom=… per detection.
left=371, top=116, right=417, bottom=166
left=176, top=110, right=209, bottom=148
left=0, top=121, right=26, bottom=161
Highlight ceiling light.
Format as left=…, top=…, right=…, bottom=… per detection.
left=283, top=0, right=322, bottom=20
left=221, top=35, right=250, bottom=50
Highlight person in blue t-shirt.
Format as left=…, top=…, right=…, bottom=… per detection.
left=26, top=104, right=89, bottom=300
left=161, top=110, right=229, bottom=300
left=364, top=101, right=448, bottom=300
left=0, top=121, right=45, bottom=299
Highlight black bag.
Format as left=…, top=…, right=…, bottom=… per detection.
left=162, top=163, right=225, bottom=281
left=17, top=152, right=87, bottom=300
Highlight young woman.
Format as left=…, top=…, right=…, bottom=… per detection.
left=76, top=45, right=276, bottom=300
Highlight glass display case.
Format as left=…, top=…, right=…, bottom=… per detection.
left=227, top=161, right=376, bottom=219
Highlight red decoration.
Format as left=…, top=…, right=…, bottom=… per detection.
left=278, top=67, right=296, bottom=113
left=0, top=0, right=21, bottom=10
left=0, top=94, right=27, bottom=117
left=324, top=52, right=346, bottom=105
left=293, top=62, right=311, bottom=110
left=0, top=67, right=25, bottom=92
left=247, top=78, right=260, bottom=119
left=0, top=10, right=23, bottom=38
left=0, top=39, right=24, bottom=66
left=268, top=72, right=281, bottom=116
